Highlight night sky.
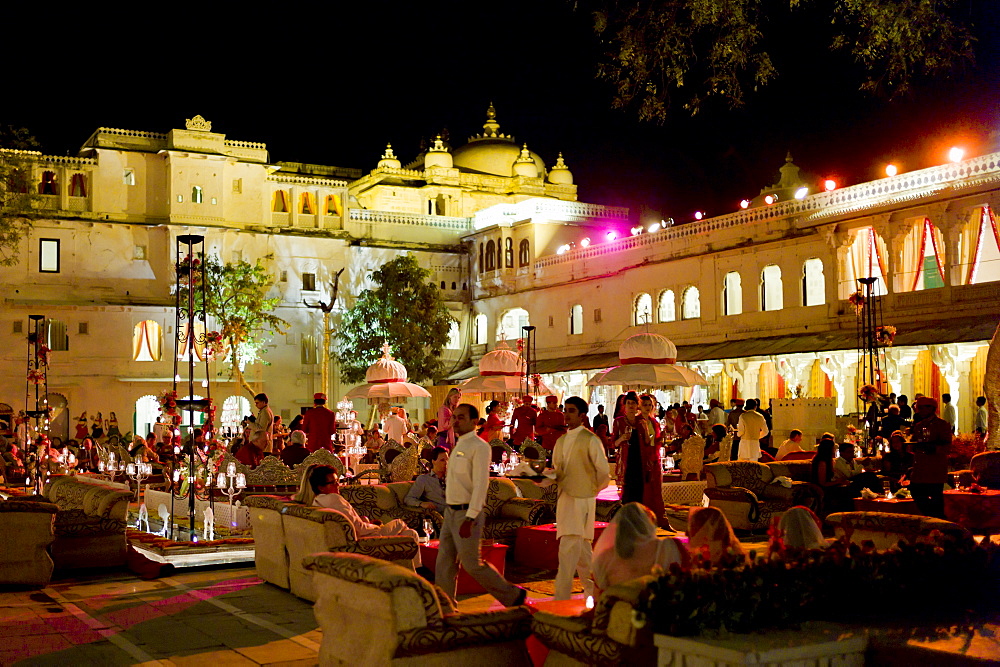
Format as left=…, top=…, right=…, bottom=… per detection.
left=5, top=1, right=998, bottom=223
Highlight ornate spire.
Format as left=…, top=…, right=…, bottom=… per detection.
left=553, top=152, right=569, bottom=169
left=377, top=144, right=401, bottom=170
left=548, top=151, right=574, bottom=185
left=382, top=144, right=397, bottom=160
left=482, top=103, right=501, bottom=138
left=515, top=144, right=534, bottom=163
left=429, top=135, right=447, bottom=152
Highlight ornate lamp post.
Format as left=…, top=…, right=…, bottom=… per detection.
left=216, top=461, right=246, bottom=530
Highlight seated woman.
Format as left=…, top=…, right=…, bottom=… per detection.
left=881, top=431, right=913, bottom=481
left=771, top=505, right=828, bottom=552
left=293, top=464, right=422, bottom=569
left=811, top=436, right=853, bottom=514
left=687, top=506, right=747, bottom=565
left=592, top=502, right=688, bottom=597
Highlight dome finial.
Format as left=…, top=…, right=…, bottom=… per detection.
left=483, top=103, right=501, bottom=137
left=380, top=342, right=393, bottom=359
left=382, top=144, right=396, bottom=160
left=377, top=143, right=401, bottom=170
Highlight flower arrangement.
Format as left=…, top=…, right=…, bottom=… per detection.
left=158, top=390, right=179, bottom=417
left=204, top=331, right=227, bottom=360
left=848, top=290, right=866, bottom=315
left=26, top=369, right=45, bottom=385
left=857, top=383, right=879, bottom=403
left=176, top=254, right=202, bottom=286
left=876, top=325, right=897, bottom=346
left=516, top=337, right=524, bottom=353
left=36, top=345, right=51, bottom=366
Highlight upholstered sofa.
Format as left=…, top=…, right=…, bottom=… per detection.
left=703, top=461, right=821, bottom=531
left=825, top=511, right=972, bottom=550
left=304, top=552, right=533, bottom=665
left=510, top=478, right=621, bottom=524
left=956, top=451, right=1000, bottom=488
left=481, top=478, right=554, bottom=544
left=42, top=474, right=133, bottom=570
left=244, top=495, right=418, bottom=601
left=339, top=481, right=442, bottom=533
left=0, top=498, right=59, bottom=587
left=531, top=575, right=657, bottom=666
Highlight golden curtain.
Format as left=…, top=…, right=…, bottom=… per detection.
left=758, top=362, right=778, bottom=407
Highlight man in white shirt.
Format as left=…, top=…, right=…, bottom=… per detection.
left=436, top=404, right=526, bottom=607
left=776, top=429, right=805, bottom=460
left=383, top=407, right=407, bottom=445
left=250, top=393, right=274, bottom=453
left=736, top=399, right=768, bottom=461
left=308, top=464, right=422, bottom=569
left=941, top=393, right=958, bottom=434
left=975, top=396, right=988, bottom=435
left=548, top=396, right=610, bottom=600
left=706, top=399, right=727, bottom=430
left=832, top=442, right=864, bottom=481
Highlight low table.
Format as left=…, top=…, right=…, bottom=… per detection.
left=418, top=539, right=508, bottom=595
left=852, top=497, right=923, bottom=515
left=514, top=522, right=608, bottom=571
left=944, top=488, right=1000, bottom=534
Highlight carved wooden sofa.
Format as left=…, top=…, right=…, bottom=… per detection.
left=825, top=511, right=972, bottom=550
left=215, top=449, right=346, bottom=496
left=245, top=495, right=418, bottom=601
left=339, top=482, right=442, bottom=534
left=704, top=461, right=821, bottom=532
left=481, top=478, right=554, bottom=544
left=0, top=498, right=59, bottom=587
left=305, top=552, right=533, bottom=666
left=531, top=575, right=657, bottom=666
left=42, top=474, right=133, bottom=570
left=510, top=478, right=622, bottom=523
left=956, top=451, right=1000, bottom=488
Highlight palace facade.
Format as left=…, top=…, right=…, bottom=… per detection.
left=1, top=109, right=998, bottom=440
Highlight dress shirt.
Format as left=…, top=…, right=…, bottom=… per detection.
left=552, top=425, right=610, bottom=498
left=941, top=403, right=958, bottom=433
left=976, top=406, right=988, bottom=433
left=314, top=492, right=379, bottom=537
left=404, top=472, right=447, bottom=512
left=707, top=406, right=727, bottom=427
left=776, top=439, right=804, bottom=460
left=383, top=414, right=406, bottom=444
left=833, top=457, right=863, bottom=480
left=445, top=430, right=491, bottom=519
left=251, top=406, right=274, bottom=451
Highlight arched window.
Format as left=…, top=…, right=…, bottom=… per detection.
left=446, top=321, right=461, bottom=349
left=496, top=238, right=503, bottom=268
left=569, top=304, right=583, bottom=334
left=485, top=240, right=496, bottom=271
left=843, top=227, right=888, bottom=297
left=271, top=190, right=289, bottom=212
left=133, top=320, right=162, bottom=361
left=497, top=308, right=529, bottom=342
left=657, top=290, right=675, bottom=322
left=518, top=239, right=530, bottom=266
left=222, top=396, right=252, bottom=433
left=961, top=206, right=1000, bottom=284
left=39, top=171, right=57, bottom=195
left=300, top=192, right=315, bottom=214
left=324, top=194, right=341, bottom=216
left=723, top=272, right=742, bottom=315
left=899, top=219, right=945, bottom=291
left=474, top=313, right=488, bottom=345
left=761, top=265, right=783, bottom=311
left=505, top=238, right=514, bottom=267
left=69, top=173, right=87, bottom=197
left=479, top=243, right=484, bottom=273
left=681, top=286, right=701, bottom=319
left=192, top=186, right=203, bottom=204
left=633, top=293, right=652, bottom=325
left=135, top=395, right=160, bottom=438
left=802, top=258, right=825, bottom=306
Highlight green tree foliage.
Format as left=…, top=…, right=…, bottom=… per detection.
left=0, top=125, right=40, bottom=266
left=584, top=0, right=975, bottom=121
left=180, top=254, right=289, bottom=397
left=337, top=254, right=455, bottom=385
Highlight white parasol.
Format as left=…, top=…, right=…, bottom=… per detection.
left=343, top=344, right=432, bottom=404
left=586, top=333, right=707, bottom=388
left=459, top=339, right=554, bottom=400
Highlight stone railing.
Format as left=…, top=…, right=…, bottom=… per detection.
left=33, top=154, right=98, bottom=167
left=535, top=151, right=1000, bottom=269
left=473, top=198, right=629, bottom=229
left=95, top=127, right=168, bottom=140
left=269, top=174, right=348, bottom=188
left=225, top=139, right=267, bottom=150
left=349, top=208, right=471, bottom=231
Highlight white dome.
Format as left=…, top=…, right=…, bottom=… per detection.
left=453, top=139, right=545, bottom=177
left=365, top=346, right=409, bottom=383
left=479, top=339, right=525, bottom=376
left=618, top=333, right=677, bottom=365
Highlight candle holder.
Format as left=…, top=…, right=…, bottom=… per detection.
left=126, top=461, right=153, bottom=503
left=217, top=461, right=246, bottom=531
left=97, top=451, right=125, bottom=483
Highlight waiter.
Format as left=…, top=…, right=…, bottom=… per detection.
left=436, top=403, right=526, bottom=607
left=302, top=393, right=337, bottom=452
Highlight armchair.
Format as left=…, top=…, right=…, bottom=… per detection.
left=0, top=499, right=59, bottom=587
left=704, top=461, right=820, bottom=531
left=305, top=552, right=532, bottom=666
left=510, top=478, right=621, bottom=523
left=43, top=474, right=132, bottom=569
left=481, top=478, right=553, bottom=544
left=531, top=575, right=658, bottom=666
left=340, top=481, right=442, bottom=534
left=955, top=451, right=1000, bottom=488
left=282, top=504, right=418, bottom=601
left=825, top=511, right=972, bottom=550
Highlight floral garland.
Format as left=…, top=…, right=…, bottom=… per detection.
left=857, top=383, right=879, bottom=403
left=176, top=254, right=202, bottom=286
left=36, top=344, right=51, bottom=366
left=204, top=331, right=227, bottom=360
left=847, top=290, right=866, bottom=315
left=26, top=369, right=45, bottom=385
left=158, top=390, right=179, bottom=417
left=875, top=325, right=897, bottom=346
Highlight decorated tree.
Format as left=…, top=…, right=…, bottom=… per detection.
left=0, top=125, right=40, bottom=266
left=337, top=254, right=455, bottom=385
left=582, top=0, right=976, bottom=121
left=180, top=255, right=289, bottom=398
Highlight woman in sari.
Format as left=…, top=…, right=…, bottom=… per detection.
left=613, top=392, right=665, bottom=526
left=592, top=502, right=688, bottom=597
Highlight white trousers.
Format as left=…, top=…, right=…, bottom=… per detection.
left=554, top=535, right=594, bottom=600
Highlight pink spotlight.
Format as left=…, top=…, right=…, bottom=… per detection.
left=824, top=179, right=837, bottom=191
left=605, top=231, right=618, bottom=242
left=739, top=199, right=750, bottom=209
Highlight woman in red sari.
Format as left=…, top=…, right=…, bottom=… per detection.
left=613, top=392, right=666, bottom=527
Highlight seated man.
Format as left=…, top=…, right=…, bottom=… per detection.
left=301, top=465, right=421, bottom=569
left=280, top=430, right=310, bottom=467
left=404, top=446, right=448, bottom=515
left=776, top=429, right=805, bottom=460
